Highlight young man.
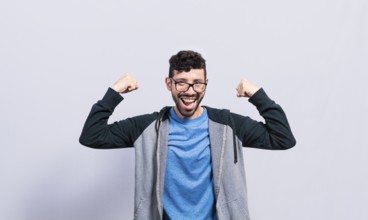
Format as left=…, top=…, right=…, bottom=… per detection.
left=79, top=50, right=296, bottom=220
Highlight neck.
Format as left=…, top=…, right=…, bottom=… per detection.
left=174, top=106, right=203, bottom=119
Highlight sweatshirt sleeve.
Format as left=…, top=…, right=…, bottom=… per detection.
left=79, top=88, right=155, bottom=149
left=233, top=88, right=296, bottom=150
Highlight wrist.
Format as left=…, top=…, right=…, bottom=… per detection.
left=248, top=87, right=260, bottom=97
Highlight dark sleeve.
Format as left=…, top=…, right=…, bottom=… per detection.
left=232, top=88, right=296, bottom=150
left=79, top=88, right=157, bottom=149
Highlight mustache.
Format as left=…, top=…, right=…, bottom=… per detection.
left=179, top=94, right=198, bottom=99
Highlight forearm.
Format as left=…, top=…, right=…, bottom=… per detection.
left=238, top=89, right=296, bottom=149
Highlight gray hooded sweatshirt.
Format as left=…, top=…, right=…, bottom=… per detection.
left=79, top=88, right=296, bottom=220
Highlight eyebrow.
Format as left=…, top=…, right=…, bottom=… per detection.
left=174, top=78, right=205, bottom=83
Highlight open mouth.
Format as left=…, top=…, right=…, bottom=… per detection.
left=180, top=95, right=198, bottom=108
left=181, top=97, right=196, bottom=105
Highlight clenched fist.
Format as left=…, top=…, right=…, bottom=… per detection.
left=111, top=74, right=139, bottom=94
left=236, top=79, right=260, bottom=98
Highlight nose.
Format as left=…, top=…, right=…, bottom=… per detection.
left=186, top=85, right=196, bottom=94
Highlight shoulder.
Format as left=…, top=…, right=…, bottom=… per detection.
left=204, top=106, right=252, bottom=127
left=204, top=106, right=233, bottom=125
left=128, top=106, right=171, bottom=124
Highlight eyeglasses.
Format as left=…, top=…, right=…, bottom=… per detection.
left=170, top=78, right=207, bottom=92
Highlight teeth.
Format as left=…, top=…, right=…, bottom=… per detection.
left=182, top=98, right=195, bottom=103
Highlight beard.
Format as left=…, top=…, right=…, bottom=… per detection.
left=171, top=92, right=205, bottom=118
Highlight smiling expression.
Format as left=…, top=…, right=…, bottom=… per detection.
left=166, top=69, right=208, bottom=119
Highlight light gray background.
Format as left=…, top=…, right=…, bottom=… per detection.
left=1, top=0, right=367, bottom=219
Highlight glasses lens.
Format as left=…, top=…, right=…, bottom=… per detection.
left=193, top=84, right=206, bottom=92
left=176, top=83, right=189, bottom=92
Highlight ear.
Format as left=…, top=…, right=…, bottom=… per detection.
left=165, top=77, right=172, bottom=91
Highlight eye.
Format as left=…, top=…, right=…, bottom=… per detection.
left=194, top=82, right=205, bottom=85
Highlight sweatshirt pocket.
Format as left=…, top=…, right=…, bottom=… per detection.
left=133, top=198, right=146, bottom=219
left=219, top=198, right=250, bottom=220
left=133, top=198, right=160, bottom=220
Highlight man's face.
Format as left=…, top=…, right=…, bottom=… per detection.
left=165, top=69, right=208, bottom=119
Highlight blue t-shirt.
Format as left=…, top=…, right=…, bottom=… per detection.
left=163, top=107, right=215, bottom=220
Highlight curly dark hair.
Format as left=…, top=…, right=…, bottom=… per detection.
left=168, top=50, right=206, bottom=78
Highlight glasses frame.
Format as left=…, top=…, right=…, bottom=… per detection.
left=170, top=77, right=207, bottom=93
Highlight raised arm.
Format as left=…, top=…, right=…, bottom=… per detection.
left=234, top=79, right=296, bottom=150
left=79, top=74, right=143, bottom=149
